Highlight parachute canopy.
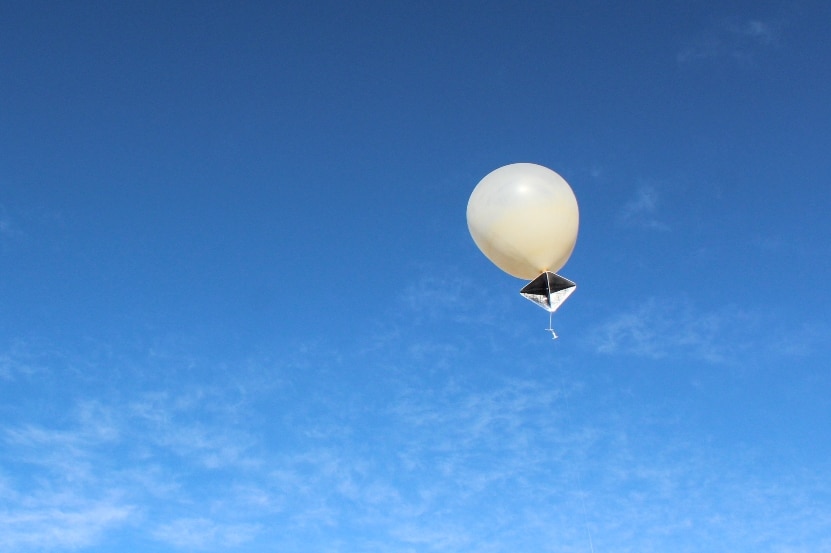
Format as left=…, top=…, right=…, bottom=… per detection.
left=520, top=271, right=576, bottom=313
left=466, top=163, right=579, bottom=280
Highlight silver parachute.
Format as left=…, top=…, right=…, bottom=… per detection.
left=520, top=272, right=576, bottom=338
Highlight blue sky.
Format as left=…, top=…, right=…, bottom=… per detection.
left=1, top=1, right=830, bottom=551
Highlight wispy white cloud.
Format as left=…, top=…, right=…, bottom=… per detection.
left=585, top=297, right=831, bottom=364
left=588, top=296, right=829, bottom=364
left=588, top=298, right=757, bottom=362
left=618, top=186, right=669, bottom=231
left=0, top=319, right=828, bottom=552
left=0, top=340, right=53, bottom=381
left=0, top=389, right=266, bottom=551
left=0, top=499, right=134, bottom=551
left=153, top=518, right=260, bottom=549
left=0, top=403, right=134, bottom=550
left=580, top=440, right=831, bottom=553
left=400, top=268, right=510, bottom=327
left=678, top=18, right=781, bottom=64
left=127, top=388, right=263, bottom=471
left=0, top=375, right=827, bottom=553
left=4, top=402, right=120, bottom=483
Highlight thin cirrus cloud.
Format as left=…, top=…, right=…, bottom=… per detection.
left=0, top=388, right=266, bottom=551
left=0, top=332, right=829, bottom=551
left=0, top=354, right=33, bottom=381
left=617, top=186, right=669, bottom=232
left=399, top=268, right=512, bottom=327
left=152, top=518, right=261, bottom=549
left=0, top=408, right=134, bottom=550
left=587, top=297, right=758, bottom=363
left=588, top=295, right=828, bottom=363
left=677, top=18, right=780, bottom=64
left=0, top=498, right=133, bottom=551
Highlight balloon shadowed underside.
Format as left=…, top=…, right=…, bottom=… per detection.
left=466, top=163, right=579, bottom=280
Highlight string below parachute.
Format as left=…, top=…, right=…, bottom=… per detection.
left=519, top=271, right=576, bottom=339
left=548, top=311, right=557, bottom=340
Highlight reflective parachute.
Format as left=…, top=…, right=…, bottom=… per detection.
left=520, top=271, right=576, bottom=314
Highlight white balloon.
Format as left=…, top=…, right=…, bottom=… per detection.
left=467, top=163, right=579, bottom=280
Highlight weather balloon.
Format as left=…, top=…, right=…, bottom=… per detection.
left=467, top=163, right=579, bottom=337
